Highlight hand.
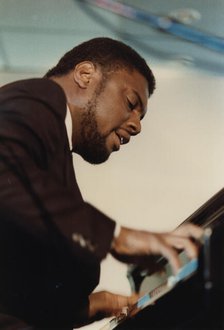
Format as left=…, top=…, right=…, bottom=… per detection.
left=88, top=291, right=139, bottom=321
left=111, top=223, right=203, bottom=274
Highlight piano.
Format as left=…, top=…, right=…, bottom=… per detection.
left=101, top=188, right=224, bottom=330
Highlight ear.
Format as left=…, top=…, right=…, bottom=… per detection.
left=73, top=61, right=96, bottom=88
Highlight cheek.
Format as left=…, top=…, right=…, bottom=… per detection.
left=96, top=98, right=129, bottom=133
left=100, top=114, right=126, bottom=136
left=95, top=112, right=115, bottom=134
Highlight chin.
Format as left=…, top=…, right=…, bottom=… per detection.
left=75, top=140, right=112, bottom=164
left=80, top=151, right=111, bottom=165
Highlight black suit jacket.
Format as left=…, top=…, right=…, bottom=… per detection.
left=0, top=78, right=116, bottom=328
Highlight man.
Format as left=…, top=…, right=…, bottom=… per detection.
left=0, top=37, right=202, bottom=329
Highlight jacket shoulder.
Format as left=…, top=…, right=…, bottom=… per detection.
left=0, top=78, right=66, bottom=116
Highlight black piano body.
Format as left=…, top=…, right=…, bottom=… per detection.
left=115, top=188, right=224, bottom=329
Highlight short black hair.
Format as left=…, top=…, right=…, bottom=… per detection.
left=45, top=37, right=155, bottom=96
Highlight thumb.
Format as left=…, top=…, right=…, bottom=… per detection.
left=127, top=293, right=140, bottom=306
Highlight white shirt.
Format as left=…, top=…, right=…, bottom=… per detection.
left=65, top=105, right=73, bottom=151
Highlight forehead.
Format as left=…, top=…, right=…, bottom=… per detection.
left=108, top=69, right=149, bottom=111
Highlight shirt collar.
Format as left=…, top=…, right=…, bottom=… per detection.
left=65, top=104, right=73, bottom=151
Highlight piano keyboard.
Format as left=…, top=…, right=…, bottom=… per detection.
left=100, top=258, right=198, bottom=330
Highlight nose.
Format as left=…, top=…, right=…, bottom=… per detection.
left=127, top=112, right=141, bottom=136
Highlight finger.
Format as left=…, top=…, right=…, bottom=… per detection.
left=173, top=223, right=203, bottom=240
left=114, top=294, right=139, bottom=317
left=165, top=235, right=199, bottom=259
left=127, top=293, right=140, bottom=306
left=157, top=241, right=181, bottom=275
left=115, top=293, right=138, bottom=309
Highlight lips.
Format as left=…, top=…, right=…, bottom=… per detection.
left=116, top=131, right=130, bottom=145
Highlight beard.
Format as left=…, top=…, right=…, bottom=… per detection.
left=74, top=81, right=111, bottom=164
left=76, top=107, right=110, bottom=164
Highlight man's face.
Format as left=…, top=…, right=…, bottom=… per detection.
left=74, top=69, right=149, bottom=164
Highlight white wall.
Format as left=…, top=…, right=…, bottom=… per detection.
left=73, top=63, right=224, bottom=329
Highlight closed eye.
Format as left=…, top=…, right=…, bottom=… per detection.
left=127, top=98, right=137, bottom=111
